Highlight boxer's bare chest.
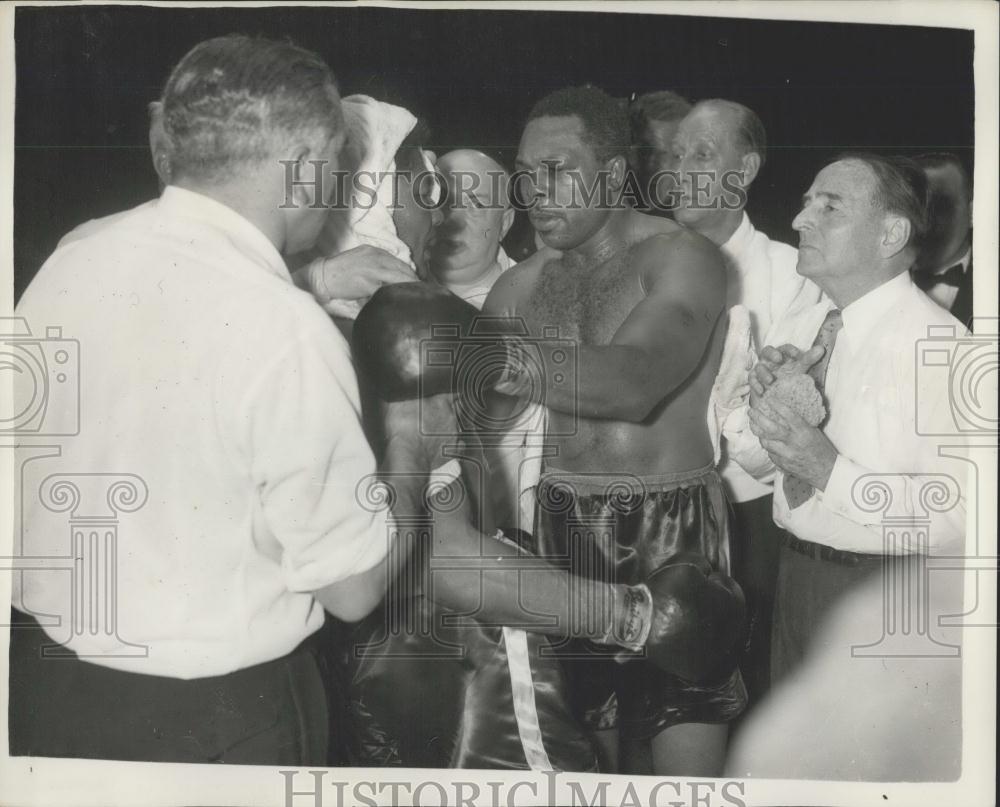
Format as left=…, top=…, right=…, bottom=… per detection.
left=521, top=246, right=643, bottom=346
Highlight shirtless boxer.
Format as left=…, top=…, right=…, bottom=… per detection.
left=344, top=283, right=746, bottom=770
left=484, top=86, right=747, bottom=775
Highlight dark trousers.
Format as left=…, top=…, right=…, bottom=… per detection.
left=8, top=608, right=330, bottom=765
left=770, top=536, right=883, bottom=686
left=728, top=494, right=783, bottom=705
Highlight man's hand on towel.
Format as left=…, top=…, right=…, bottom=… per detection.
left=296, top=245, right=417, bottom=305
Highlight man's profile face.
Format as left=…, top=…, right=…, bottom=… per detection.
left=426, top=151, right=510, bottom=285
left=792, top=160, right=884, bottom=285
left=515, top=115, right=613, bottom=251
left=671, top=105, right=747, bottom=226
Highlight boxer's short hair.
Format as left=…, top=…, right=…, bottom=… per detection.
left=527, top=86, right=630, bottom=164
left=834, top=152, right=930, bottom=249
left=161, top=35, right=343, bottom=182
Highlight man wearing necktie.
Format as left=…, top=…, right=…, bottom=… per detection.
left=723, top=153, right=969, bottom=685
left=911, top=152, right=973, bottom=330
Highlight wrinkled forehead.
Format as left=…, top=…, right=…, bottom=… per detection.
left=808, top=159, right=878, bottom=206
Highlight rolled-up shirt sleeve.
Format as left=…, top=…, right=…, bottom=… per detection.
left=237, top=317, right=393, bottom=593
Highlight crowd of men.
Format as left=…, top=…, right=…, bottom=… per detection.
left=9, top=34, right=977, bottom=780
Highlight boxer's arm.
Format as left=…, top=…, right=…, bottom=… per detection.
left=513, top=231, right=725, bottom=421
left=421, top=491, right=622, bottom=641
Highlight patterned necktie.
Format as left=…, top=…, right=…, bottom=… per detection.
left=783, top=308, right=843, bottom=509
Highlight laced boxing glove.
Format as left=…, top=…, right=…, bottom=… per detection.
left=603, top=553, right=747, bottom=684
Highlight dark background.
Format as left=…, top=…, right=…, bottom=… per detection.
left=14, top=5, right=975, bottom=302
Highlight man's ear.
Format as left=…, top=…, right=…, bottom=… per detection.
left=500, top=206, right=515, bottom=241
left=148, top=101, right=172, bottom=187
left=740, top=151, right=761, bottom=188
left=288, top=144, right=324, bottom=209
left=881, top=214, right=912, bottom=259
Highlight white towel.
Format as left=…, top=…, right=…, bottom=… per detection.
left=709, top=304, right=754, bottom=465
left=316, top=95, right=422, bottom=319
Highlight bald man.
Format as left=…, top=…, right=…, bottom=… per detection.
left=672, top=99, right=823, bottom=706
left=426, top=149, right=515, bottom=308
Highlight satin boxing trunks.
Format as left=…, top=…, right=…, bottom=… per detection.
left=533, top=464, right=748, bottom=740
left=343, top=532, right=599, bottom=772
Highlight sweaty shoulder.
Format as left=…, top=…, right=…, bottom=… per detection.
left=482, top=247, right=556, bottom=315
left=633, top=227, right=726, bottom=296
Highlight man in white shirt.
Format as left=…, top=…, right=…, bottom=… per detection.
left=9, top=34, right=418, bottom=766
left=671, top=98, right=823, bottom=701
left=10, top=39, right=713, bottom=765
left=730, top=153, right=969, bottom=683
left=912, top=152, right=973, bottom=329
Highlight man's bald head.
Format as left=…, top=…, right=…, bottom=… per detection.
left=437, top=149, right=510, bottom=196
left=671, top=99, right=767, bottom=237
left=427, top=149, right=515, bottom=287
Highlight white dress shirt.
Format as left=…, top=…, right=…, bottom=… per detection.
left=14, top=187, right=392, bottom=677
left=725, top=271, right=971, bottom=555
left=717, top=212, right=824, bottom=503
left=923, top=246, right=971, bottom=312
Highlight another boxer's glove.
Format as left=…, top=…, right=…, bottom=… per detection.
left=602, top=553, right=747, bottom=684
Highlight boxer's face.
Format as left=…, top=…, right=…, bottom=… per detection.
left=793, top=160, right=884, bottom=285
left=516, top=115, right=613, bottom=251
left=672, top=105, right=752, bottom=226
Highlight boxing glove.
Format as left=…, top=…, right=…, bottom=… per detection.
left=353, top=282, right=483, bottom=401
left=608, top=553, right=746, bottom=684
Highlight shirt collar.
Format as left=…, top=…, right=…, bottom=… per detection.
left=719, top=212, right=753, bottom=268
left=158, top=186, right=290, bottom=282
left=839, top=270, right=912, bottom=353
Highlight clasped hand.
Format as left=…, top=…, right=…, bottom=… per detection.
left=748, top=344, right=838, bottom=491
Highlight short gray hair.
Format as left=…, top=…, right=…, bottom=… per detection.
left=161, top=34, right=343, bottom=182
